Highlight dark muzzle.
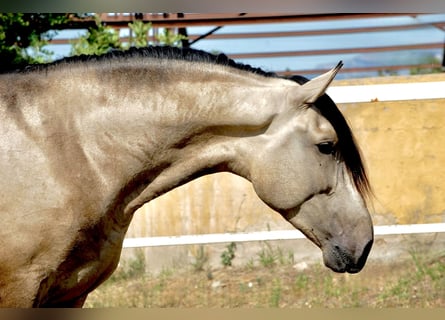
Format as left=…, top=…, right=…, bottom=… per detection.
left=324, top=238, right=373, bottom=273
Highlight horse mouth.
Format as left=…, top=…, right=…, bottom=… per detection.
left=323, top=239, right=373, bottom=274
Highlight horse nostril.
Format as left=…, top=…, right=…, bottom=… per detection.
left=333, top=238, right=373, bottom=274
left=356, top=239, right=373, bottom=269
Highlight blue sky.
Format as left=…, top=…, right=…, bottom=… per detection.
left=46, top=14, right=445, bottom=77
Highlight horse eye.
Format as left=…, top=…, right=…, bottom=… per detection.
left=317, top=141, right=335, bottom=155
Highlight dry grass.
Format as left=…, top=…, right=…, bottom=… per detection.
left=84, top=247, right=444, bottom=308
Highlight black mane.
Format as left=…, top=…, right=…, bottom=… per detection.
left=288, top=75, right=371, bottom=200
left=8, top=46, right=278, bottom=78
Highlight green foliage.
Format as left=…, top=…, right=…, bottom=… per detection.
left=1, top=13, right=187, bottom=70
left=190, top=245, right=209, bottom=272
left=0, top=13, right=71, bottom=71
left=409, top=55, right=443, bottom=75
left=269, top=278, right=282, bottom=307
left=71, top=15, right=121, bottom=56
left=155, top=28, right=187, bottom=46
left=245, top=257, right=255, bottom=270
left=257, top=243, right=294, bottom=268
left=70, top=16, right=158, bottom=56
left=71, top=15, right=187, bottom=56
left=293, top=273, right=309, bottom=290
left=221, top=242, right=237, bottom=267
left=257, top=246, right=277, bottom=268
left=128, top=20, right=152, bottom=48
left=108, top=249, right=146, bottom=282
left=410, top=250, right=445, bottom=282
left=377, top=55, right=443, bottom=77
left=377, top=68, right=399, bottom=77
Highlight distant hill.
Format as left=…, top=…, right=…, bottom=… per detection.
left=317, top=49, right=443, bottom=79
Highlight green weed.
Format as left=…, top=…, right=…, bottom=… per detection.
left=294, top=273, right=309, bottom=290
left=257, top=243, right=294, bottom=268
left=269, top=278, right=282, bottom=307
left=190, top=245, right=209, bottom=272
left=257, top=247, right=276, bottom=268
left=109, top=249, right=146, bottom=282
left=221, top=242, right=237, bottom=267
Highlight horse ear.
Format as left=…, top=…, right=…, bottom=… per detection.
left=301, top=61, right=343, bottom=104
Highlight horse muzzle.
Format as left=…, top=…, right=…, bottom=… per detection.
left=322, top=238, right=373, bottom=273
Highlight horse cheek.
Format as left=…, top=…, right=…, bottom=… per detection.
left=250, top=153, right=313, bottom=212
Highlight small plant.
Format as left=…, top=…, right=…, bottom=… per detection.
left=426, top=258, right=445, bottom=282
left=294, top=273, right=309, bottom=290
left=221, top=242, right=237, bottom=267
left=190, top=245, right=208, bottom=272
left=378, top=277, right=412, bottom=303
left=258, top=247, right=276, bottom=268
left=159, top=267, right=174, bottom=279
left=322, top=273, right=342, bottom=297
left=155, top=28, right=187, bottom=46
left=269, top=278, right=282, bottom=307
left=128, top=20, right=152, bottom=47
left=257, top=242, right=277, bottom=268
left=275, top=246, right=295, bottom=266
left=257, top=243, right=296, bottom=268
left=409, top=250, right=445, bottom=283
left=245, top=258, right=255, bottom=270
left=409, top=249, right=426, bottom=279
left=109, top=248, right=146, bottom=282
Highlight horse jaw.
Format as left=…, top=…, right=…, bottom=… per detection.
left=283, top=168, right=374, bottom=273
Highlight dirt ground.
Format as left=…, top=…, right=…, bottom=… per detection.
left=85, top=235, right=445, bottom=308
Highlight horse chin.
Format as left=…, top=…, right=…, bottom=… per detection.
left=322, top=251, right=356, bottom=274
left=322, top=239, right=373, bottom=274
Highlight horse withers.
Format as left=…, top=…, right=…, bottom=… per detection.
left=0, top=47, right=373, bottom=307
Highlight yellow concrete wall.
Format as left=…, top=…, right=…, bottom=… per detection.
left=342, top=98, right=445, bottom=224
left=127, top=74, right=445, bottom=238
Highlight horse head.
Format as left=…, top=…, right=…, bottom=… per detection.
left=248, top=63, right=373, bottom=273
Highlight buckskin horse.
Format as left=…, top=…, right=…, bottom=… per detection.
left=0, top=46, right=373, bottom=307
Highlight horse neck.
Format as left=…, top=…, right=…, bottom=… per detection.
left=135, top=61, right=290, bottom=128
left=64, top=62, right=293, bottom=217
left=79, top=61, right=290, bottom=161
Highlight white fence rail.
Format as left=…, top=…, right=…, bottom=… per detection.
left=327, top=81, right=445, bottom=103
left=123, top=223, right=445, bottom=248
